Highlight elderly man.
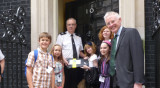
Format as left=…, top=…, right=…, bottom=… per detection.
left=104, top=11, right=145, bottom=88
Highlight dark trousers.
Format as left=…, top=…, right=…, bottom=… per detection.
left=110, top=74, right=120, bottom=88
left=64, top=66, right=83, bottom=88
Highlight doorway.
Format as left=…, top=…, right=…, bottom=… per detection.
left=64, top=0, right=119, bottom=46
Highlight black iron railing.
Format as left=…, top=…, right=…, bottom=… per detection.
left=0, top=6, right=27, bottom=88
left=152, top=0, right=160, bottom=36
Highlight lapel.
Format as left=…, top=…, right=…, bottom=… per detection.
left=115, top=27, right=126, bottom=55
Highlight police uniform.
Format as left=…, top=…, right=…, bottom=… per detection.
left=56, top=31, right=83, bottom=59
left=56, top=31, right=84, bottom=88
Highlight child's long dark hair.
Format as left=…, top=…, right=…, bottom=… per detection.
left=50, top=44, right=64, bottom=63
left=100, top=54, right=110, bottom=64
left=98, top=41, right=111, bottom=71
left=100, top=41, right=111, bottom=64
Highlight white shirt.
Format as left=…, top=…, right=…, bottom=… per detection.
left=56, top=31, right=83, bottom=60
left=102, top=39, right=111, bottom=42
left=88, top=54, right=97, bottom=67
left=0, top=49, right=5, bottom=61
left=115, top=26, right=123, bottom=48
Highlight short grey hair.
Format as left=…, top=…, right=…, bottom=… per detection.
left=66, top=18, right=77, bottom=24
left=104, top=11, right=121, bottom=23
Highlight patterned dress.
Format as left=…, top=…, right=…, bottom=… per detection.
left=54, top=61, right=63, bottom=87
left=99, top=58, right=110, bottom=88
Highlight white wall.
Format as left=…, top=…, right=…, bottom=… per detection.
left=31, top=0, right=59, bottom=51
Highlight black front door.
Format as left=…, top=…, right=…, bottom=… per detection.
left=65, top=0, right=119, bottom=46
left=152, top=0, right=160, bottom=88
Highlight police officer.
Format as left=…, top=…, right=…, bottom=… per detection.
left=56, top=18, right=85, bottom=88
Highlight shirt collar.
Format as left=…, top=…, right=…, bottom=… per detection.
left=115, top=26, right=123, bottom=36
left=66, top=31, right=75, bottom=36
left=37, top=48, right=48, bottom=55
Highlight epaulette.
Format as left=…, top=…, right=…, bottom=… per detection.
left=75, top=33, right=81, bottom=37
left=60, top=32, right=66, bottom=35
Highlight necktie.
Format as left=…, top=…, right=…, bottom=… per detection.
left=71, top=34, right=77, bottom=58
left=110, top=35, right=118, bottom=76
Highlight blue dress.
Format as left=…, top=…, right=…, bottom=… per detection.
left=99, top=58, right=110, bottom=88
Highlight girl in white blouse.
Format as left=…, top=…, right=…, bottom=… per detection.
left=81, top=42, right=99, bottom=88
left=82, top=42, right=98, bottom=69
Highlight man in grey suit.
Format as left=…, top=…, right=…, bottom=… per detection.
left=104, top=11, right=145, bottom=88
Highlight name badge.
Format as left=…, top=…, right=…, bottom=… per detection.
left=58, top=75, right=62, bottom=82
left=46, top=66, right=53, bottom=73
left=99, top=75, right=105, bottom=82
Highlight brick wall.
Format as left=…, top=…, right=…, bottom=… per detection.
left=0, top=0, right=31, bottom=88
left=145, top=0, right=156, bottom=88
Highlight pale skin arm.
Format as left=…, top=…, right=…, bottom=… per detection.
left=81, top=65, right=90, bottom=70
left=83, top=57, right=89, bottom=60
left=80, top=51, right=89, bottom=60
left=26, top=66, right=34, bottom=88
left=93, top=60, right=98, bottom=68
left=63, top=58, right=68, bottom=66
left=134, top=83, right=142, bottom=88
left=81, top=60, right=98, bottom=70
left=80, top=51, right=86, bottom=58
left=0, top=59, right=5, bottom=74
left=0, top=59, right=5, bottom=81
left=52, top=69, right=55, bottom=88
left=62, top=64, right=65, bottom=88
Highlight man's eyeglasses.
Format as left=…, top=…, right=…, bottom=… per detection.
left=67, top=24, right=76, bottom=26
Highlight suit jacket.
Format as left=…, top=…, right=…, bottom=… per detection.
left=114, top=27, right=145, bottom=88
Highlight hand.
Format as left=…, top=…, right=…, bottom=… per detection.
left=54, top=85, right=58, bottom=88
left=28, top=85, right=34, bottom=88
left=134, top=83, right=142, bottom=88
left=63, top=59, right=69, bottom=66
left=84, top=57, right=89, bottom=60
left=81, top=65, right=90, bottom=70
